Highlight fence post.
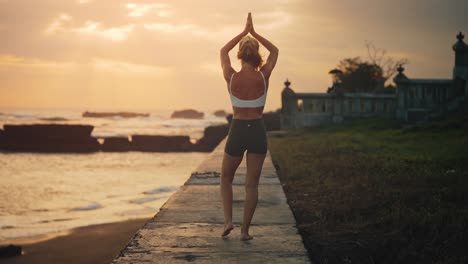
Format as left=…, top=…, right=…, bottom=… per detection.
left=280, top=79, right=298, bottom=129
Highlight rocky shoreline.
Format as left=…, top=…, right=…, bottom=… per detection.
left=0, top=124, right=229, bottom=153
left=0, top=111, right=281, bottom=153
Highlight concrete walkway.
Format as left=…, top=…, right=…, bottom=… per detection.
left=112, top=136, right=311, bottom=263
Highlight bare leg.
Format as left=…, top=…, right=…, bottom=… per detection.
left=241, top=151, right=266, bottom=241
left=220, top=152, right=243, bottom=237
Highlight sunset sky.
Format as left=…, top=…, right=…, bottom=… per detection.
left=0, top=0, right=467, bottom=113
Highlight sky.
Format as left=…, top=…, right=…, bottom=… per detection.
left=0, top=0, right=467, bottom=113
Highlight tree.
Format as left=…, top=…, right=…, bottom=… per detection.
left=365, top=40, right=409, bottom=83
left=333, top=42, right=409, bottom=93
left=335, top=57, right=384, bottom=93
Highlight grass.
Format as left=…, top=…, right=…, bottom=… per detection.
left=268, top=113, right=468, bottom=264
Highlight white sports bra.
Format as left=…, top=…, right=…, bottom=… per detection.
left=229, top=71, right=267, bottom=108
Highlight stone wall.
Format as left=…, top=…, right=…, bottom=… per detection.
left=281, top=88, right=396, bottom=129
left=394, top=74, right=454, bottom=123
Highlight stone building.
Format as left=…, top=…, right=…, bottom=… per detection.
left=281, top=32, right=468, bottom=129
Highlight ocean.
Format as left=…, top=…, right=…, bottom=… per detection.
left=0, top=107, right=228, bottom=244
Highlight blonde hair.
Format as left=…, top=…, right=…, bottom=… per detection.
left=237, top=36, right=263, bottom=69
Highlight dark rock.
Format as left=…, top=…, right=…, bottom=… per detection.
left=193, top=124, right=229, bottom=152
left=213, top=110, right=228, bottom=117
left=3, top=124, right=93, bottom=142
left=1, top=124, right=100, bottom=153
left=171, top=109, right=204, bottom=119
left=0, top=244, right=22, bottom=258
left=101, top=137, right=132, bottom=152
left=0, top=128, right=4, bottom=149
left=131, top=135, right=193, bottom=152
left=83, top=111, right=149, bottom=118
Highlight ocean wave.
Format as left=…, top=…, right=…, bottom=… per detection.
left=143, top=186, right=179, bottom=195
left=128, top=196, right=162, bottom=204
left=36, top=218, right=75, bottom=224
left=69, top=202, right=103, bottom=211
left=13, top=113, right=34, bottom=118
left=32, top=208, right=50, bottom=212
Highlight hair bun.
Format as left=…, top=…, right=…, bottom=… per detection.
left=237, top=36, right=263, bottom=69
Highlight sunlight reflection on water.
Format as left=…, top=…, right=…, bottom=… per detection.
left=0, top=151, right=208, bottom=243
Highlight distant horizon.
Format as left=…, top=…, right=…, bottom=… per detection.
left=0, top=104, right=259, bottom=115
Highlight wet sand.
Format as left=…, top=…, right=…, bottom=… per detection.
left=1, top=217, right=151, bottom=264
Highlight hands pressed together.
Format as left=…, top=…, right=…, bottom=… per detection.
left=243, top=12, right=255, bottom=35
left=220, top=11, right=278, bottom=80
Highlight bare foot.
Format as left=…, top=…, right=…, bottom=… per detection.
left=221, top=223, right=234, bottom=237
left=240, top=233, right=253, bottom=241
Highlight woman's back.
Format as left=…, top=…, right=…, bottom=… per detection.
left=228, top=69, right=268, bottom=119
left=229, top=70, right=267, bottom=100
left=229, top=69, right=268, bottom=118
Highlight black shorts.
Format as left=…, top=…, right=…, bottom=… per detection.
left=224, top=118, right=268, bottom=157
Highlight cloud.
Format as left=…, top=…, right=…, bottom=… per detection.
left=143, top=21, right=242, bottom=42
left=0, top=54, right=170, bottom=76
left=0, top=54, right=76, bottom=69
left=73, top=21, right=135, bottom=42
left=254, top=10, right=293, bottom=31
left=126, top=3, right=170, bottom=17
left=92, top=58, right=171, bottom=75
left=44, top=13, right=72, bottom=34
left=143, top=23, right=197, bottom=33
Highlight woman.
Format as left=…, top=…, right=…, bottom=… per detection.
left=219, top=12, right=279, bottom=241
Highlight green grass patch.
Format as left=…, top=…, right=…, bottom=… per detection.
left=268, top=116, right=468, bottom=264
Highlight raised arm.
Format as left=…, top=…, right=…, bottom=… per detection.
left=250, top=16, right=279, bottom=78
left=220, top=13, right=251, bottom=82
